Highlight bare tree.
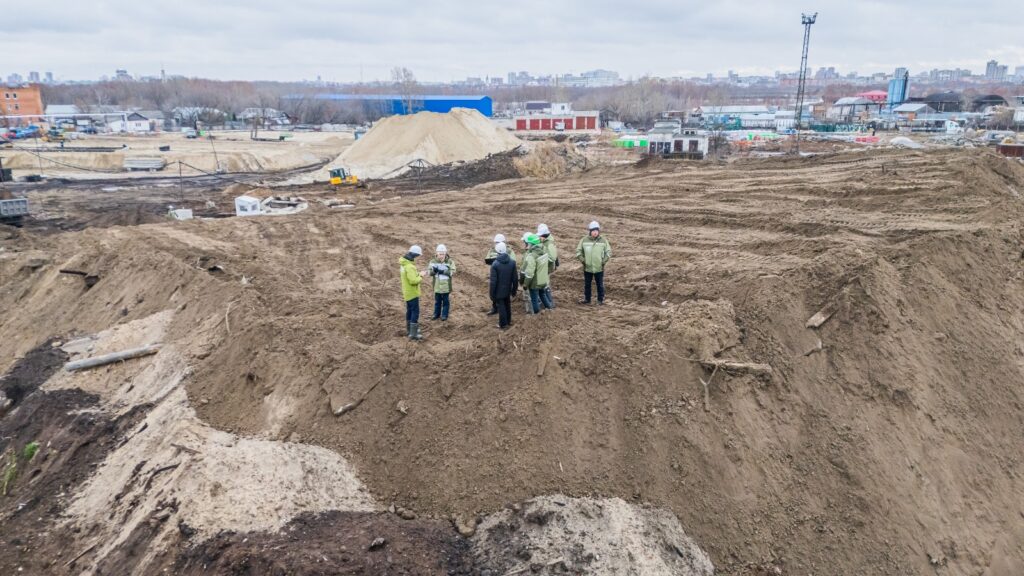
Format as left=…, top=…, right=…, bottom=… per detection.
left=391, top=67, right=420, bottom=114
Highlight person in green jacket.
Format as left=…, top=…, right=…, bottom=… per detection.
left=428, top=243, right=456, bottom=321
left=399, top=244, right=425, bottom=340
left=521, top=233, right=553, bottom=314
left=537, top=223, right=558, bottom=308
left=484, top=233, right=516, bottom=315
left=575, top=221, right=611, bottom=305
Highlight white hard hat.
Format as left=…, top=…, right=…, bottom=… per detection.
left=493, top=233, right=506, bottom=243
left=537, top=223, right=550, bottom=236
left=409, top=245, right=423, bottom=256
left=495, top=242, right=507, bottom=254
left=588, top=221, right=600, bottom=231
left=436, top=244, right=447, bottom=253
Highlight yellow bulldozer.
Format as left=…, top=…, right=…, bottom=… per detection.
left=329, top=167, right=362, bottom=187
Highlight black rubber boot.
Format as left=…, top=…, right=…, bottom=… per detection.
left=410, top=323, right=423, bottom=340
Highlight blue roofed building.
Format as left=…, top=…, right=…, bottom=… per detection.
left=295, top=94, right=493, bottom=117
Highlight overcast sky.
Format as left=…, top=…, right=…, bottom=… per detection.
left=5, top=1, right=1023, bottom=83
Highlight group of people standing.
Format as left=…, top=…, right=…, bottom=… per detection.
left=398, top=221, right=611, bottom=340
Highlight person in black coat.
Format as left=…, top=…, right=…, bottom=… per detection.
left=488, top=242, right=518, bottom=329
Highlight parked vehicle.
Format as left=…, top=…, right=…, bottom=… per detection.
left=13, top=125, right=41, bottom=139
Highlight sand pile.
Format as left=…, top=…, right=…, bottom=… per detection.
left=321, top=108, right=522, bottom=180
left=472, top=495, right=714, bottom=575
left=36, top=312, right=376, bottom=574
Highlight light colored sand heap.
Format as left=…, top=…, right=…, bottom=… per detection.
left=323, top=108, right=522, bottom=180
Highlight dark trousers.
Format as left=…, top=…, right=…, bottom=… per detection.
left=433, top=293, right=450, bottom=319
left=405, top=297, right=420, bottom=324
left=583, top=271, right=605, bottom=303
left=529, top=287, right=554, bottom=313
left=496, top=297, right=512, bottom=327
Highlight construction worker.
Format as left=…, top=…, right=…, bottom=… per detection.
left=521, top=233, right=553, bottom=314
left=575, top=221, right=611, bottom=305
left=489, top=241, right=518, bottom=329
left=537, top=223, right=558, bottom=308
left=428, top=244, right=456, bottom=321
left=399, top=244, right=425, bottom=340
left=484, top=233, right=516, bottom=315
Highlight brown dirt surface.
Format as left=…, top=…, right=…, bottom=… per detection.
left=0, top=338, right=65, bottom=408
left=168, top=510, right=474, bottom=575
left=1, top=147, right=1023, bottom=574
left=0, top=343, right=148, bottom=575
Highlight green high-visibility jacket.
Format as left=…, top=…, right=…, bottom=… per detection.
left=399, top=256, right=421, bottom=301
left=575, top=234, right=611, bottom=273
left=484, top=245, right=516, bottom=265
left=541, top=236, right=558, bottom=273
left=428, top=256, right=457, bottom=294
left=521, top=245, right=551, bottom=289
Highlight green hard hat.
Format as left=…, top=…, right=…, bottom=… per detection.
left=525, top=233, right=541, bottom=245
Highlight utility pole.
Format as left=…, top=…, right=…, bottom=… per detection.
left=793, top=12, right=817, bottom=155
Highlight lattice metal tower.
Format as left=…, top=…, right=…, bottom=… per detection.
left=792, top=12, right=817, bottom=154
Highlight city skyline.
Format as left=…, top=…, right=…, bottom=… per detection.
left=4, top=0, right=1023, bottom=84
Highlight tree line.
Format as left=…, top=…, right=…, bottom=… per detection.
left=38, top=73, right=1021, bottom=129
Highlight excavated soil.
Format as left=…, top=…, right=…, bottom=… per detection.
left=0, top=343, right=150, bottom=575
left=169, top=510, right=474, bottom=575
left=2, top=148, right=1024, bottom=575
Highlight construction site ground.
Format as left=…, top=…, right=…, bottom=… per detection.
left=2, top=130, right=353, bottom=180
left=2, top=147, right=1023, bottom=575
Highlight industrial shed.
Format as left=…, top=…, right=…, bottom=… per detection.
left=301, top=94, right=494, bottom=117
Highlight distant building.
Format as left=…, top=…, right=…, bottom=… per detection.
left=6, top=73, right=23, bottom=84
left=986, top=60, right=1008, bottom=81
left=921, top=91, right=963, bottom=113
left=646, top=123, right=708, bottom=159
left=301, top=94, right=494, bottom=116
left=513, top=102, right=599, bottom=134
left=524, top=101, right=551, bottom=114
left=44, top=104, right=82, bottom=123
left=239, top=107, right=289, bottom=125
left=44, top=72, right=54, bottom=84
left=558, top=69, right=621, bottom=88
left=695, top=105, right=775, bottom=128
left=972, top=94, right=1008, bottom=112
left=887, top=72, right=910, bottom=111
left=28, top=71, right=40, bottom=83
left=827, top=97, right=881, bottom=122
left=2, top=84, right=44, bottom=124
left=857, top=90, right=888, bottom=104
left=892, top=102, right=935, bottom=120
left=114, top=69, right=132, bottom=81
left=108, top=111, right=161, bottom=133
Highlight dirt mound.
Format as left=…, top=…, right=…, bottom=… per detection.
left=325, top=108, right=522, bottom=180
left=0, top=338, right=65, bottom=410
left=0, top=342, right=147, bottom=575
left=473, top=495, right=714, bottom=575
left=2, top=148, right=1024, bottom=574
left=170, top=510, right=474, bottom=575
left=514, top=142, right=588, bottom=178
